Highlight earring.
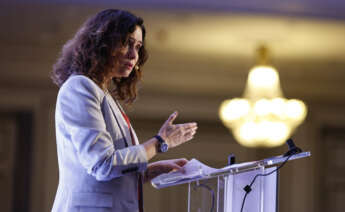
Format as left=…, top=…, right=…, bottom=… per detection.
left=134, top=65, right=139, bottom=71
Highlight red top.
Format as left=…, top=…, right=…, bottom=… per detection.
left=120, top=110, right=144, bottom=212
left=120, top=110, right=136, bottom=145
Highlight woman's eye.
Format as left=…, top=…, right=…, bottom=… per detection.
left=126, top=38, right=142, bottom=51
left=135, top=45, right=142, bottom=51
left=124, top=39, right=132, bottom=47
left=127, top=41, right=133, bottom=48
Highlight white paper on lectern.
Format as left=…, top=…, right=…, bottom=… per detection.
left=151, top=158, right=218, bottom=186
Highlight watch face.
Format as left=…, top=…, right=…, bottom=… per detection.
left=160, top=143, right=169, bottom=153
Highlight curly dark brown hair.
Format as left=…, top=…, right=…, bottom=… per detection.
left=51, top=9, right=148, bottom=104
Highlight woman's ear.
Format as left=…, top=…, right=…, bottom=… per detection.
left=134, top=65, right=139, bottom=71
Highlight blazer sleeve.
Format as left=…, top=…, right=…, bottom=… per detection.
left=57, top=76, right=148, bottom=181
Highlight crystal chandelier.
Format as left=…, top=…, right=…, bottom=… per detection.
left=219, top=46, right=307, bottom=147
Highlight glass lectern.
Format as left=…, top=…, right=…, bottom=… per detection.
left=152, top=151, right=311, bottom=212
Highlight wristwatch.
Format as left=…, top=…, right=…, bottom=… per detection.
left=154, top=135, right=169, bottom=153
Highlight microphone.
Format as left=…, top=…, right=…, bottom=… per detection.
left=227, top=153, right=236, bottom=166
left=283, top=138, right=302, bottom=157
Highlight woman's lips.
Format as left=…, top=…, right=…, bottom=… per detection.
left=124, top=62, right=133, bottom=69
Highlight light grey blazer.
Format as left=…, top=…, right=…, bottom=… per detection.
left=52, top=75, right=148, bottom=212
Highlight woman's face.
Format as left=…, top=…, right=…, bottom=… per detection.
left=111, top=26, right=143, bottom=78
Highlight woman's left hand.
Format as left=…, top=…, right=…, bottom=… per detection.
left=144, top=158, right=188, bottom=182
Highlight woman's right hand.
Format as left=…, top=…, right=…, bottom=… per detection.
left=158, top=111, right=198, bottom=148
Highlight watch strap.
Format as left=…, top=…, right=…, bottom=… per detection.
left=154, top=135, right=165, bottom=144
left=154, top=135, right=168, bottom=153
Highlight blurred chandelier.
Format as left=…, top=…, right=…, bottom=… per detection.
left=219, top=45, right=307, bottom=147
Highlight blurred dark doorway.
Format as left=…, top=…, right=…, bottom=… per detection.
left=0, top=112, right=33, bottom=212
left=321, top=126, right=345, bottom=212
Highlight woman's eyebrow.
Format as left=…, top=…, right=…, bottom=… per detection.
left=129, top=37, right=142, bottom=44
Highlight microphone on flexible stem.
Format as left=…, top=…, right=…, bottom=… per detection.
left=283, top=138, right=302, bottom=157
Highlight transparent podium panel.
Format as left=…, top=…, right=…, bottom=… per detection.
left=188, top=167, right=277, bottom=212
left=188, top=175, right=226, bottom=212
left=224, top=166, right=277, bottom=212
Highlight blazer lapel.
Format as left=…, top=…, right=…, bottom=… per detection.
left=114, top=100, right=140, bottom=145
left=129, top=125, right=140, bottom=145
left=105, top=94, right=133, bottom=146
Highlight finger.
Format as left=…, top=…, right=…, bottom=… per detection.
left=185, top=126, right=198, bottom=132
left=163, top=111, right=178, bottom=126
left=167, top=163, right=183, bottom=172
left=175, top=158, right=188, bottom=167
left=168, top=111, right=178, bottom=125
left=174, top=127, right=197, bottom=136
left=190, top=130, right=197, bottom=136
left=186, top=135, right=194, bottom=141
left=177, top=123, right=197, bottom=130
left=183, top=132, right=195, bottom=141
left=183, top=128, right=197, bottom=136
left=175, top=159, right=188, bottom=173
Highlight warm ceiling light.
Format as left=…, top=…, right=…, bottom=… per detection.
left=219, top=45, right=307, bottom=147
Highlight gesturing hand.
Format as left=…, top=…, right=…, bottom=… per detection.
left=158, top=111, right=198, bottom=148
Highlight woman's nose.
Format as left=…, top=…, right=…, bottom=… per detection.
left=128, top=47, right=138, bottom=60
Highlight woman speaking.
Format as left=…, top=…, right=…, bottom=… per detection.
left=51, top=9, right=197, bottom=212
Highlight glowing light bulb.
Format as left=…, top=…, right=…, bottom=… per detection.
left=238, top=122, right=257, bottom=146
left=254, top=99, right=271, bottom=116
left=269, top=122, right=289, bottom=141
left=271, top=98, right=286, bottom=118
left=219, top=98, right=250, bottom=122
left=248, top=66, right=279, bottom=89
left=285, top=99, right=307, bottom=122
